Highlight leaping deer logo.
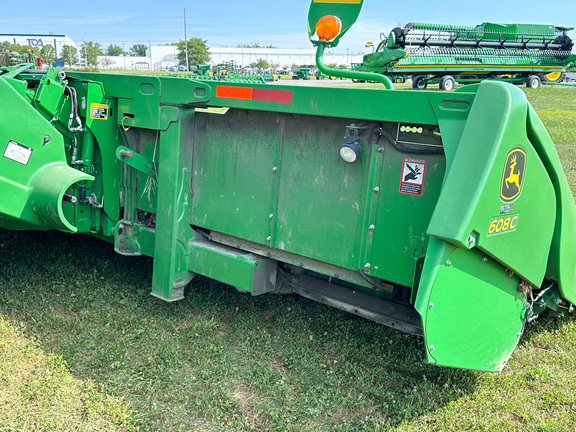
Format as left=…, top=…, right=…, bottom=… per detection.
left=500, top=148, right=526, bottom=202
left=505, top=155, right=520, bottom=191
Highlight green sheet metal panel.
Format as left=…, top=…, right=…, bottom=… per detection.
left=427, top=81, right=556, bottom=287
left=369, top=145, right=445, bottom=285
left=0, top=77, right=93, bottom=232
left=190, top=109, right=279, bottom=245
left=273, top=114, right=365, bottom=270
left=526, top=106, right=576, bottom=304
left=415, top=237, right=526, bottom=372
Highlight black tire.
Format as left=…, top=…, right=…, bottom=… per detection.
left=526, top=75, right=541, bottom=89
left=412, top=75, right=428, bottom=90
left=439, top=75, right=455, bottom=91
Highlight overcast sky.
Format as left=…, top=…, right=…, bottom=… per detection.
left=0, top=0, right=574, bottom=53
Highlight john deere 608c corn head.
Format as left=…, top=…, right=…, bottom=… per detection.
left=356, top=20, right=576, bottom=89
left=1, top=0, right=575, bottom=372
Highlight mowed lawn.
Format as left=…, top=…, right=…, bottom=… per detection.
left=0, top=85, right=575, bottom=431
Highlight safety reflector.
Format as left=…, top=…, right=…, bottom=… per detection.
left=216, top=86, right=293, bottom=104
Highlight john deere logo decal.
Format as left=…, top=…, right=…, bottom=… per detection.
left=500, top=147, right=526, bottom=202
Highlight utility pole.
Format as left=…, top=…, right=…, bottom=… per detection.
left=149, top=39, right=153, bottom=71
left=184, top=8, right=189, bottom=72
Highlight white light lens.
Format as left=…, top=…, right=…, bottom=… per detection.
left=339, top=145, right=359, bottom=163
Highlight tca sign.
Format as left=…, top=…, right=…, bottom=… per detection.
left=26, top=38, right=44, bottom=47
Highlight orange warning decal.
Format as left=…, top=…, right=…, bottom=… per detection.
left=216, top=86, right=293, bottom=104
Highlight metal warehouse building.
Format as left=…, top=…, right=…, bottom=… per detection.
left=0, top=33, right=76, bottom=57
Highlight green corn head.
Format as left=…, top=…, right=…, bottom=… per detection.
left=1, top=0, right=575, bottom=372
left=358, top=20, right=576, bottom=87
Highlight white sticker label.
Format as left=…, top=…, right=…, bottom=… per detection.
left=399, top=157, right=427, bottom=196
left=3, top=140, right=32, bottom=165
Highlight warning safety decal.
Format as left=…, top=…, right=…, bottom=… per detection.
left=90, top=103, right=109, bottom=120
left=399, top=157, right=427, bottom=196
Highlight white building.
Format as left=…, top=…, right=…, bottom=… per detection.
left=97, top=55, right=152, bottom=70
left=203, top=47, right=364, bottom=70
left=97, top=45, right=365, bottom=71
left=0, top=33, right=76, bottom=58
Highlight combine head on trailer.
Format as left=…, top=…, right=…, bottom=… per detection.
left=1, top=0, right=575, bottom=372
left=358, top=20, right=576, bottom=89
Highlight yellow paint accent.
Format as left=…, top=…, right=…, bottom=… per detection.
left=545, top=71, right=562, bottom=80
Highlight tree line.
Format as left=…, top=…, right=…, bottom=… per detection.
left=1, top=38, right=211, bottom=69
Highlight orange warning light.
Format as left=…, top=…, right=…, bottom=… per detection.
left=315, top=15, right=341, bottom=41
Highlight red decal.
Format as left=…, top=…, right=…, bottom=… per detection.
left=252, top=88, right=293, bottom=104
left=215, top=85, right=292, bottom=104
left=216, top=85, right=253, bottom=100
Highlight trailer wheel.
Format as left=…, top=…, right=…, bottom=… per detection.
left=412, top=75, right=427, bottom=89
left=542, top=72, right=566, bottom=83
left=439, top=75, right=455, bottom=91
left=526, top=75, right=541, bottom=89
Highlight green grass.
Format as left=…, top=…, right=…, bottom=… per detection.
left=1, top=86, right=576, bottom=431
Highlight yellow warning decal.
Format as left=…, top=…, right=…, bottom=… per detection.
left=90, top=103, right=109, bottom=120
left=500, top=147, right=526, bottom=202
left=313, top=0, right=362, bottom=3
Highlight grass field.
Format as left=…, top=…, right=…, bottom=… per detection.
left=1, top=85, right=575, bottom=431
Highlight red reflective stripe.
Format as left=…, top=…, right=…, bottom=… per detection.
left=216, top=86, right=292, bottom=104
left=215, top=85, right=253, bottom=100
left=252, top=88, right=293, bottom=103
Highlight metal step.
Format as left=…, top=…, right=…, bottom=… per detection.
left=290, top=275, right=423, bottom=336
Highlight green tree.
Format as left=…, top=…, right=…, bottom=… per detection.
left=250, top=58, right=269, bottom=70
left=237, top=43, right=276, bottom=48
left=61, top=45, right=78, bottom=67
left=106, top=44, right=125, bottom=56
left=1, top=42, right=36, bottom=54
left=176, top=37, right=210, bottom=70
left=80, top=41, right=103, bottom=67
left=129, top=44, right=147, bottom=57
left=38, top=44, right=55, bottom=66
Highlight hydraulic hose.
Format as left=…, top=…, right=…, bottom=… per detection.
left=315, top=44, right=394, bottom=89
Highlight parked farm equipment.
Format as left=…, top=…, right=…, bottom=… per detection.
left=355, top=21, right=576, bottom=89
left=1, top=0, right=575, bottom=372
left=291, top=65, right=312, bottom=79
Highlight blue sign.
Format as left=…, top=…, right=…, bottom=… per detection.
left=26, top=38, right=44, bottom=47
